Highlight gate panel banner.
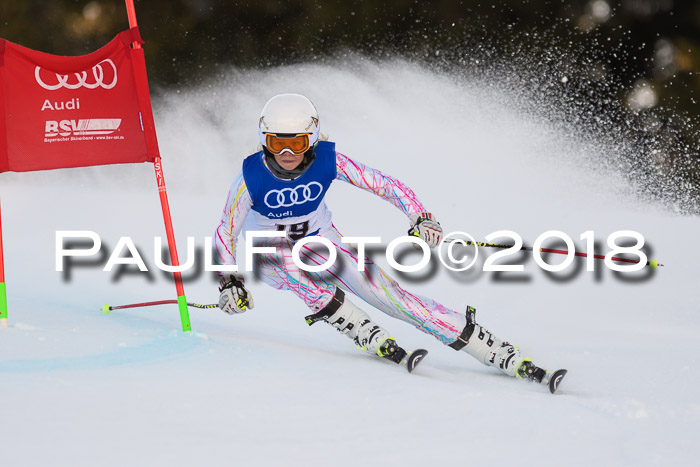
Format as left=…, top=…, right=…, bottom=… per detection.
left=0, top=28, right=159, bottom=173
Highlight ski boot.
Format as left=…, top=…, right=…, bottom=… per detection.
left=304, top=289, right=391, bottom=354
left=450, top=306, right=567, bottom=393
left=304, top=289, right=428, bottom=373
left=449, top=306, right=527, bottom=376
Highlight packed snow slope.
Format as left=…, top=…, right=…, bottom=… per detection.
left=1, top=61, right=698, bottom=467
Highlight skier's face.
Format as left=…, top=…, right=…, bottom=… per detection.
left=274, top=152, right=305, bottom=171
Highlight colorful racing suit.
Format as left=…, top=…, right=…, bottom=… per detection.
left=214, top=141, right=467, bottom=344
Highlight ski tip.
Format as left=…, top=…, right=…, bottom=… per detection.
left=548, top=369, right=568, bottom=394
left=407, top=349, right=428, bottom=373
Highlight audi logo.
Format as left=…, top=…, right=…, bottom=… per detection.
left=35, top=59, right=118, bottom=91
left=264, top=182, right=324, bottom=209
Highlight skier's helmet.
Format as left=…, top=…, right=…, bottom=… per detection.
left=258, top=93, right=320, bottom=157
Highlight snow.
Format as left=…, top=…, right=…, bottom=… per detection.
left=1, top=60, right=699, bottom=466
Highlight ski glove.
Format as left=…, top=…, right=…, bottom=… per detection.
left=218, top=273, right=254, bottom=314
left=408, top=212, right=443, bottom=248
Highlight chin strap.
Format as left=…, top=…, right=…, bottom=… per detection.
left=263, top=146, right=317, bottom=179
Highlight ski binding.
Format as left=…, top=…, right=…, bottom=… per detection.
left=379, top=339, right=428, bottom=373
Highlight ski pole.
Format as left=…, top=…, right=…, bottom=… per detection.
left=444, top=239, right=663, bottom=268
left=102, top=300, right=218, bottom=314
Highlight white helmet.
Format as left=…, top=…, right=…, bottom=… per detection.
left=258, top=93, right=320, bottom=155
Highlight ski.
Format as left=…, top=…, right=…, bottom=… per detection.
left=405, top=349, right=429, bottom=373
left=542, top=369, right=568, bottom=394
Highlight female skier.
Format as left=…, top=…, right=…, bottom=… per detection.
left=214, top=93, right=565, bottom=390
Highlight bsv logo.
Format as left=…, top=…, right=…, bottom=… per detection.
left=45, top=119, right=122, bottom=137
left=264, top=182, right=323, bottom=209
left=35, top=59, right=118, bottom=91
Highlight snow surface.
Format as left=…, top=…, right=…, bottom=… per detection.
left=1, top=61, right=699, bottom=467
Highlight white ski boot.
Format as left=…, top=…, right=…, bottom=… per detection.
left=449, top=306, right=529, bottom=377
left=304, top=289, right=393, bottom=356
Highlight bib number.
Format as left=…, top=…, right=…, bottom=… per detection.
left=277, top=221, right=311, bottom=241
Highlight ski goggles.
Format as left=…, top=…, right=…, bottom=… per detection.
left=264, top=133, right=311, bottom=155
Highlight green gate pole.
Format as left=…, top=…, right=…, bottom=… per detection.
left=0, top=197, right=8, bottom=328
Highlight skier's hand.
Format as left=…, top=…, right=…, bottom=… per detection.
left=218, top=273, right=254, bottom=314
left=408, top=212, right=443, bottom=248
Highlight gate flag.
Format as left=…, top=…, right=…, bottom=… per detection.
left=0, top=27, right=159, bottom=173
left=0, top=19, right=192, bottom=332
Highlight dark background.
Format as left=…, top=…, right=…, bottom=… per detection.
left=1, top=0, right=699, bottom=210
